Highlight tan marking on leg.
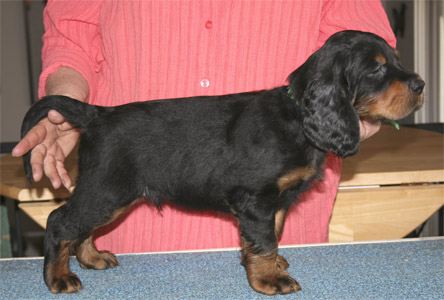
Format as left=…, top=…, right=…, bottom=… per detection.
left=46, top=241, right=82, bottom=293
left=241, top=239, right=301, bottom=295
left=74, top=200, right=146, bottom=270
left=274, top=211, right=290, bottom=270
left=274, top=209, right=287, bottom=239
left=76, top=236, right=119, bottom=270
left=104, top=197, right=145, bottom=227
left=277, top=167, right=317, bottom=195
left=276, top=254, right=290, bottom=270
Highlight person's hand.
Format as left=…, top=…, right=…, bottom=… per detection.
left=359, top=119, right=381, bottom=141
left=12, top=110, right=81, bottom=189
left=12, top=66, right=89, bottom=189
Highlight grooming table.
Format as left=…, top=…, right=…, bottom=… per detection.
left=0, top=238, right=443, bottom=299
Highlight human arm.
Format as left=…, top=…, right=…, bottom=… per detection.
left=12, top=0, right=101, bottom=189
left=359, top=119, right=381, bottom=141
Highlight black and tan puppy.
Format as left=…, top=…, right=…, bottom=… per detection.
left=21, top=31, right=424, bottom=295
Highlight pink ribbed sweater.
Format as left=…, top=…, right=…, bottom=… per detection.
left=39, top=0, right=395, bottom=253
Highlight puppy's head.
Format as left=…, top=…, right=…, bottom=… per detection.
left=288, top=30, right=424, bottom=158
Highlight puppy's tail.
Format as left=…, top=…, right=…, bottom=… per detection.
left=21, top=95, right=109, bottom=182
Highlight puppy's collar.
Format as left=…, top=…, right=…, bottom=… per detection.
left=287, top=86, right=301, bottom=105
left=388, top=119, right=400, bottom=130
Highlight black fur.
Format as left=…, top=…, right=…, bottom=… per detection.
left=20, top=30, right=424, bottom=295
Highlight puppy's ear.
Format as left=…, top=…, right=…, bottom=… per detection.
left=301, top=79, right=360, bottom=157
left=288, top=49, right=360, bottom=158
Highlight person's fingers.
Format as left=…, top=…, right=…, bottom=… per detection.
left=47, top=110, right=66, bottom=124
left=43, top=153, right=62, bottom=189
left=56, top=159, right=72, bottom=189
left=29, top=145, right=47, bottom=182
left=12, top=122, right=48, bottom=157
left=12, top=110, right=78, bottom=189
left=48, top=110, right=77, bottom=131
left=58, top=122, right=76, bottom=131
left=30, top=137, right=75, bottom=188
left=50, top=143, right=72, bottom=189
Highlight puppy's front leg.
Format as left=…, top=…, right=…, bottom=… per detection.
left=233, top=192, right=301, bottom=295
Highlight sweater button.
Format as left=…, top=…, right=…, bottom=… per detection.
left=200, top=79, right=210, bottom=88
left=205, top=20, right=213, bottom=29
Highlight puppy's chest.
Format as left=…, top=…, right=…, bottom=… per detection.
left=276, top=148, right=327, bottom=194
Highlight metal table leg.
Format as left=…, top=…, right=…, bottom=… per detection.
left=14, top=200, right=23, bottom=257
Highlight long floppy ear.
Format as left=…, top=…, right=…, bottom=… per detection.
left=288, top=47, right=360, bottom=158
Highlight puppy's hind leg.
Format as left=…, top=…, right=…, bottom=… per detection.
left=76, top=236, right=119, bottom=270
left=43, top=189, right=136, bottom=293
left=44, top=204, right=84, bottom=293
left=74, top=200, right=136, bottom=270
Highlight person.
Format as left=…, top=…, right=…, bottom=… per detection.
left=12, top=0, right=395, bottom=253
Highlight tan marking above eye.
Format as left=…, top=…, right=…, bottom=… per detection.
left=375, top=54, right=387, bottom=65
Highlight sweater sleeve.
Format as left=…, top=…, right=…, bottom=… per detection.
left=38, top=0, right=103, bottom=100
left=318, top=0, right=396, bottom=49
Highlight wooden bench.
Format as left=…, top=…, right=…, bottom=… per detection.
left=330, top=125, right=444, bottom=241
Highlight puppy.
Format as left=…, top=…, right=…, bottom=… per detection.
left=20, top=30, right=424, bottom=295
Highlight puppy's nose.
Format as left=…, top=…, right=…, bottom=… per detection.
left=409, top=78, right=425, bottom=95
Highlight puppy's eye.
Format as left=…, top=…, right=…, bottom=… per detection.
left=367, top=65, right=386, bottom=78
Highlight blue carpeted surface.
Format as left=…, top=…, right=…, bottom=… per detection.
left=0, top=238, right=443, bottom=299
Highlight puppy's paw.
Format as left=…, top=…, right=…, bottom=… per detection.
left=79, top=250, right=119, bottom=270
left=48, top=272, right=82, bottom=294
left=249, top=270, right=301, bottom=295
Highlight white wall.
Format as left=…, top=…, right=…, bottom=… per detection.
left=1, top=0, right=44, bottom=143
left=440, top=1, right=444, bottom=122
left=382, top=0, right=415, bottom=124
left=413, top=0, right=442, bottom=124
